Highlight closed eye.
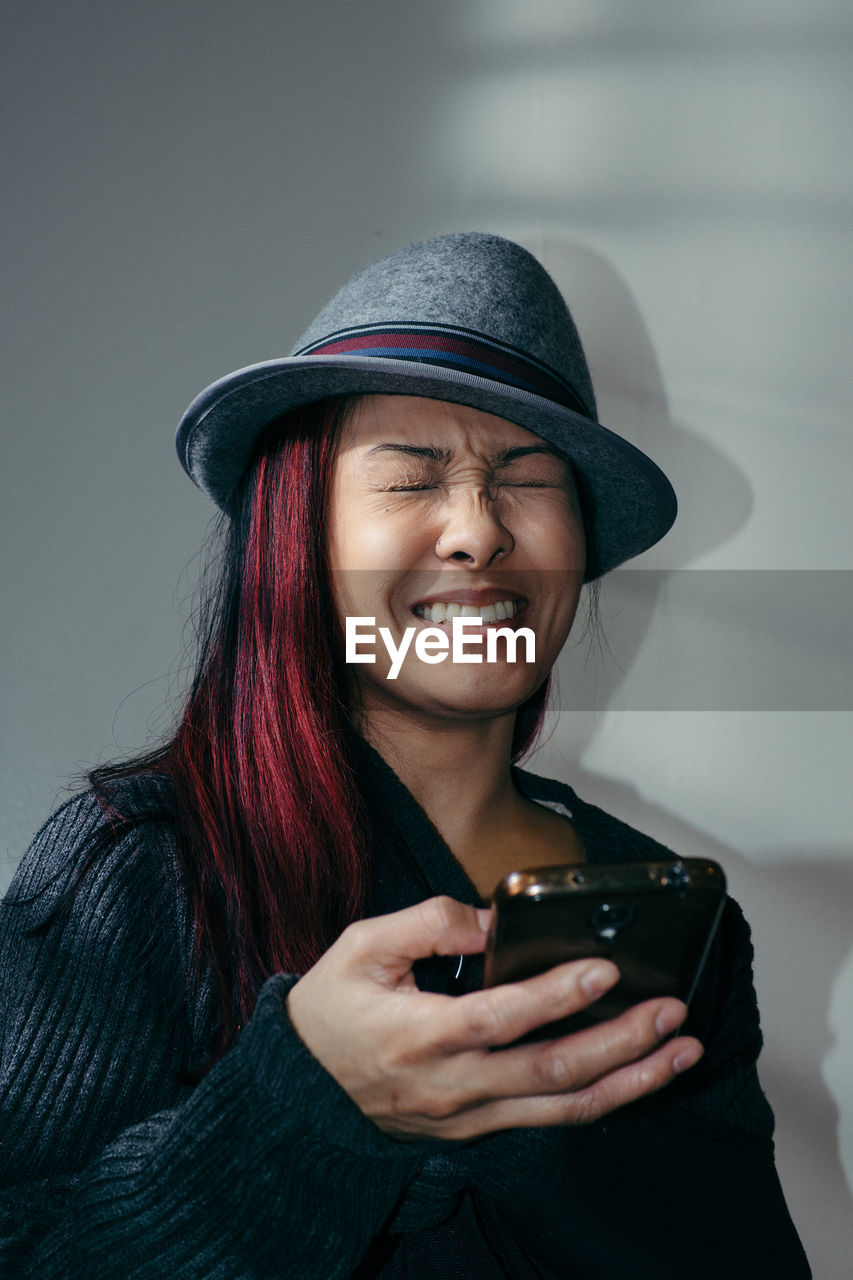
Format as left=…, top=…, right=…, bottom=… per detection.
left=385, top=479, right=562, bottom=493
left=386, top=483, right=438, bottom=492
left=494, top=478, right=567, bottom=492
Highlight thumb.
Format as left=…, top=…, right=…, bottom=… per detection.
left=348, top=896, right=491, bottom=982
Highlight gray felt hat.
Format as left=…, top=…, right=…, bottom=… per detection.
left=176, top=232, right=676, bottom=579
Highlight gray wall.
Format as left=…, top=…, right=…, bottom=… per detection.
left=2, top=2, right=851, bottom=1274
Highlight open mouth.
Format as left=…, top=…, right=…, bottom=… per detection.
left=412, top=598, right=527, bottom=625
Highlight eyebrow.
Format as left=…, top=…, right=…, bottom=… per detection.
left=364, top=444, right=452, bottom=463
left=363, top=443, right=566, bottom=467
left=491, top=445, right=568, bottom=467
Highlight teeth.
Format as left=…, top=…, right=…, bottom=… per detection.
left=415, top=599, right=518, bottom=624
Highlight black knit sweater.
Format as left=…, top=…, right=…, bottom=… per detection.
left=0, top=741, right=810, bottom=1278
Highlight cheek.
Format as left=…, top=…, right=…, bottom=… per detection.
left=326, top=478, right=367, bottom=573
left=333, top=512, right=437, bottom=575
left=520, top=502, right=585, bottom=573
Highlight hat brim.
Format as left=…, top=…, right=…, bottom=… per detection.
left=176, top=354, right=676, bottom=580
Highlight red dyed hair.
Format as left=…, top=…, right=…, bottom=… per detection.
left=92, top=395, right=552, bottom=1057
left=164, top=399, right=368, bottom=1043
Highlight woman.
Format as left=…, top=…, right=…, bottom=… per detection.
left=0, top=233, right=809, bottom=1277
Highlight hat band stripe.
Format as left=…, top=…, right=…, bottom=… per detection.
left=295, top=325, right=589, bottom=416
left=321, top=343, right=554, bottom=399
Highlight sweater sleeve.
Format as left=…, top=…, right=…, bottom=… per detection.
left=0, top=793, right=424, bottom=1280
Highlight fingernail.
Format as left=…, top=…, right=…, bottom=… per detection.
left=580, top=963, right=616, bottom=997
left=655, top=1004, right=686, bottom=1038
left=476, top=908, right=492, bottom=932
left=673, top=1044, right=704, bottom=1073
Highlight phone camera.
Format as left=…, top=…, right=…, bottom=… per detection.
left=590, top=902, right=635, bottom=941
left=662, top=862, right=689, bottom=890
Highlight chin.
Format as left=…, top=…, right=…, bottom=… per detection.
left=406, top=672, right=545, bottom=720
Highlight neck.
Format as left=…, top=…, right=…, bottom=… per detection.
left=359, top=707, right=523, bottom=855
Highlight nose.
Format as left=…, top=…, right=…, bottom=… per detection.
left=434, top=486, right=514, bottom=567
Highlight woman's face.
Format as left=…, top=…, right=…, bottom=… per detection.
left=325, top=394, right=586, bottom=728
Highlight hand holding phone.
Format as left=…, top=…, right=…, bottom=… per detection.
left=483, top=858, right=726, bottom=1038
left=288, top=894, right=704, bottom=1141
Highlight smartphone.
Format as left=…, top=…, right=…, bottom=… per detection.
left=483, top=858, right=726, bottom=1038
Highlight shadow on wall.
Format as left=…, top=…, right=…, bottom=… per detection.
left=537, top=236, right=754, bottom=569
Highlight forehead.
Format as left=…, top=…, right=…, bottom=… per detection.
left=338, top=394, right=551, bottom=459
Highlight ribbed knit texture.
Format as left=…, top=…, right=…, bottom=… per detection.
left=0, top=782, right=426, bottom=1279
left=0, top=748, right=810, bottom=1278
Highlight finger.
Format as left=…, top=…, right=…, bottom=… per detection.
left=480, top=1034, right=704, bottom=1134
left=341, top=896, right=490, bottom=981
left=445, top=995, right=689, bottom=1110
left=392, top=1035, right=704, bottom=1142
left=433, top=988, right=688, bottom=1112
left=440, top=957, right=622, bottom=1052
